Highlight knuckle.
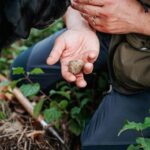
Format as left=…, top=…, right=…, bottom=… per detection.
left=82, top=5, right=87, bottom=13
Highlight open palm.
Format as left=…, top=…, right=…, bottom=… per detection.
left=47, top=29, right=100, bottom=87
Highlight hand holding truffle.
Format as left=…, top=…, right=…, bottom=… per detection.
left=47, top=29, right=99, bottom=88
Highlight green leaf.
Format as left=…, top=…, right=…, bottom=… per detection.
left=49, top=90, right=71, bottom=100
left=29, top=68, right=44, bottom=75
left=127, top=145, right=140, bottom=150
left=119, top=117, right=150, bottom=136
left=71, top=107, right=81, bottom=119
left=142, top=117, right=150, bottom=130
left=0, top=80, right=10, bottom=87
left=118, top=121, right=144, bottom=136
left=44, top=108, right=62, bottom=123
left=69, top=120, right=82, bottom=136
left=60, top=85, right=70, bottom=92
left=0, top=111, right=7, bottom=120
left=12, top=67, right=25, bottom=75
left=59, top=100, right=68, bottom=110
left=80, top=98, right=90, bottom=108
left=136, top=138, right=150, bottom=150
left=56, top=81, right=67, bottom=89
left=9, top=79, right=23, bottom=89
left=50, top=101, right=58, bottom=108
left=33, top=99, right=45, bottom=118
left=20, top=83, right=40, bottom=97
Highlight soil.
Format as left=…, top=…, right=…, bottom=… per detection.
left=0, top=100, right=65, bottom=150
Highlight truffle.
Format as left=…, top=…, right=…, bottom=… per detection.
left=68, top=60, right=84, bottom=75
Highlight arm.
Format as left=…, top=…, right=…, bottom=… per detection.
left=72, top=0, right=150, bottom=35
left=47, top=7, right=100, bottom=88
left=63, top=6, right=93, bottom=31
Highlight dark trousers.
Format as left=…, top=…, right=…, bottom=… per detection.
left=10, top=29, right=150, bottom=150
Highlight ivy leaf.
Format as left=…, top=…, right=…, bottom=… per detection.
left=12, top=67, right=25, bottom=75
left=29, top=68, right=44, bottom=75
left=69, top=120, right=82, bottom=136
left=71, top=107, right=81, bottom=119
left=33, top=99, right=45, bottom=118
left=20, top=83, right=40, bottom=97
left=118, top=121, right=144, bottom=136
left=44, top=108, right=62, bottom=123
left=136, top=138, right=150, bottom=150
left=59, top=100, right=68, bottom=110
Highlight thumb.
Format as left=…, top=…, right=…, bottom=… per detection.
left=47, top=37, right=65, bottom=65
left=87, top=50, right=99, bottom=63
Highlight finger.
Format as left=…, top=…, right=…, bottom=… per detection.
left=89, top=23, right=110, bottom=33
left=81, top=13, right=105, bottom=27
left=47, top=37, right=65, bottom=65
left=83, top=50, right=99, bottom=63
left=74, top=0, right=104, bottom=6
left=75, top=73, right=87, bottom=88
left=61, top=62, right=76, bottom=82
left=89, top=15, right=102, bottom=26
left=72, top=2, right=105, bottom=16
left=83, top=62, right=94, bottom=74
left=88, top=50, right=99, bottom=63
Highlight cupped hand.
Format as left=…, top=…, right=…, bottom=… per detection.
left=47, top=29, right=100, bottom=88
left=72, top=0, right=145, bottom=34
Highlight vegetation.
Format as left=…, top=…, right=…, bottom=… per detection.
left=119, top=113, right=150, bottom=150
left=0, top=19, right=108, bottom=149
left=0, top=19, right=149, bottom=150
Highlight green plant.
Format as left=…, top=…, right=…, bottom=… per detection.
left=11, top=67, right=93, bottom=136
left=119, top=112, right=150, bottom=150
left=0, top=19, right=109, bottom=146
left=0, top=101, right=10, bottom=120
left=0, top=19, right=64, bottom=76
left=8, top=67, right=108, bottom=137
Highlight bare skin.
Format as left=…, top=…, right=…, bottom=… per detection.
left=47, top=7, right=99, bottom=88
left=72, top=0, right=150, bottom=35
left=47, top=0, right=150, bottom=88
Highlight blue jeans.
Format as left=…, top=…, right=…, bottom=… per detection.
left=10, top=29, right=150, bottom=150
left=10, top=29, right=109, bottom=90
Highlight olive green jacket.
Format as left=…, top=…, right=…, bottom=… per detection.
left=108, top=0, right=150, bottom=94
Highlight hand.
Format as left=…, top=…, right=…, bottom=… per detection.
left=72, top=0, right=145, bottom=34
left=47, top=29, right=99, bottom=88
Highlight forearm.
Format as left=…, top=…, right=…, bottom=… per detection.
left=63, top=6, right=94, bottom=31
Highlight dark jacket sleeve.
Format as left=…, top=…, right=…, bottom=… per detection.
left=0, top=0, right=69, bottom=49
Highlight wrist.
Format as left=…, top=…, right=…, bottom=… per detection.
left=64, top=7, right=95, bottom=32
left=134, top=11, right=150, bottom=35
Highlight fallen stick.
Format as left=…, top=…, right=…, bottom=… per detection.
left=0, top=74, right=69, bottom=150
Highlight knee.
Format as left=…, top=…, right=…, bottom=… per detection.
left=10, top=48, right=31, bottom=81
